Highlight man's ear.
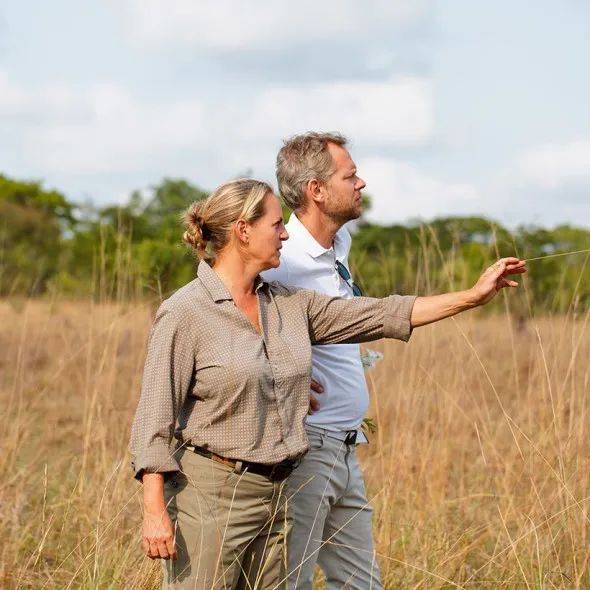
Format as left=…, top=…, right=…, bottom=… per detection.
left=306, top=179, right=325, bottom=205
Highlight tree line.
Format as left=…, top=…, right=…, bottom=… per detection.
left=1, top=173, right=588, bottom=313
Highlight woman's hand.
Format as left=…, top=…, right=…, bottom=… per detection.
left=469, top=257, right=527, bottom=307
left=142, top=472, right=177, bottom=560
left=142, top=507, right=177, bottom=560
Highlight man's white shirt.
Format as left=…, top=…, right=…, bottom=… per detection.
left=261, top=213, right=370, bottom=437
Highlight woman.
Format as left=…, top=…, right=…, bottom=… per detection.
left=130, top=178, right=525, bottom=589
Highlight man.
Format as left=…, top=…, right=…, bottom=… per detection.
left=262, top=132, right=383, bottom=589
left=261, top=133, right=526, bottom=589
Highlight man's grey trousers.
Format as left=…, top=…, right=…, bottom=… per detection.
left=286, top=427, right=383, bottom=589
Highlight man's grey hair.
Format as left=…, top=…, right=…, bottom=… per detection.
left=276, top=131, right=347, bottom=211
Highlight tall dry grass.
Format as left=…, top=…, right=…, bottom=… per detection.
left=1, top=281, right=589, bottom=588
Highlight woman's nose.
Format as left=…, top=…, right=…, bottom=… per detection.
left=281, top=229, right=289, bottom=241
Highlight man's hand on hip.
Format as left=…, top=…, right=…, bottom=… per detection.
left=308, top=378, right=324, bottom=414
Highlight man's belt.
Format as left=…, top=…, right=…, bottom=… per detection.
left=305, top=424, right=362, bottom=445
left=190, top=446, right=299, bottom=482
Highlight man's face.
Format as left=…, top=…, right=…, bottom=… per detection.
left=323, top=143, right=366, bottom=223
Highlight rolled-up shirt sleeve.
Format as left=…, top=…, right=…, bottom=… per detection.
left=129, top=303, right=195, bottom=481
left=301, top=289, right=417, bottom=345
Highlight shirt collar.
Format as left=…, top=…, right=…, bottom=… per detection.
left=197, top=259, right=266, bottom=303
left=286, top=212, right=350, bottom=260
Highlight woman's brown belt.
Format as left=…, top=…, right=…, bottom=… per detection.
left=190, top=445, right=300, bottom=481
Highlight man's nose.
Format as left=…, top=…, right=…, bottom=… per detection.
left=281, top=229, right=289, bottom=240
left=357, top=177, right=366, bottom=190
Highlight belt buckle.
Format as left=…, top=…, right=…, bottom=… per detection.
left=344, top=430, right=357, bottom=445
left=268, top=460, right=295, bottom=482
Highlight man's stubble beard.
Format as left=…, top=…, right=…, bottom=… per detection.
left=325, top=195, right=362, bottom=228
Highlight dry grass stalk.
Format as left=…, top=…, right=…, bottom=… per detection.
left=0, top=278, right=588, bottom=588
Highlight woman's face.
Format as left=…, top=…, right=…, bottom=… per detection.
left=245, top=192, right=289, bottom=271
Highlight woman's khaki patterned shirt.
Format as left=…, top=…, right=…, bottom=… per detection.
left=130, top=260, right=416, bottom=479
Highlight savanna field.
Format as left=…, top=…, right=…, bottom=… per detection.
left=4, top=3, right=590, bottom=587
left=1, top=290, right=589, bottom=589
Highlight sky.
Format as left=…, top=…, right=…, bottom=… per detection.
left=1, top=1, right=590, bottom=228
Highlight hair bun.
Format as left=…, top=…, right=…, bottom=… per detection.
left=196, top=216, right=211, bottom=241
left=183, top=203, right=209, bottom=255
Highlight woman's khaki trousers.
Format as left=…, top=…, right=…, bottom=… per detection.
left=162, top=449, right=291, bottom=589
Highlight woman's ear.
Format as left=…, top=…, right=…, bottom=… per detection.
left=235, top=219, right=250, bottom=245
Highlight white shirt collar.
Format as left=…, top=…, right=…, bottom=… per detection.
left=286, top=213, right=351, bottom=261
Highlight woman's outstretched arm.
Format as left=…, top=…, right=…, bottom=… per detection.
left=297, top=257, right=526, bottom=345
left=410, top=257, right=526, bottom=327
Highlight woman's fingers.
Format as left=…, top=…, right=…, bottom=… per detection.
left=490, top=258, right=526, bottom=278
left=497, top=278, right=518, bottom=289
left=157, top=540, right=171, bottom=559
left=504, top=261, right=527, bottom=274
left=166, top=536, right=177, bottom=560
left=148, top=540, right=160, bottom=559
left=145, top=537, right=173, bottom=559
left=142, top=536, right=156, bottom=558
left=160, top=534, right=176, bottom=559
left=142, top=512, right=176, bottom=560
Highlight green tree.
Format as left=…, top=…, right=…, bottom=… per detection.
left=0, top=175, right=74, bottom=295
left=55, top=178, right=208, bottom=298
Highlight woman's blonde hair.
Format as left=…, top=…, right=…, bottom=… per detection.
left=183, top=178, right=273, bottom=264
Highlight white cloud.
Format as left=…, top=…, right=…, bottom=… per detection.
left=119, top=0, right=429, bottom=50
left=7, top=81, right=205, bottom=175
left=518, top=140, right=590, bottom=189
left=358, top=156, right=480, bottom=224
left=2, top=66, right=433, bottom=181
left=0, top=70, right=27, bottom=115
left=0, top=70, right=88, bottom=122
left=242, top=77, right=433, bottom=147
